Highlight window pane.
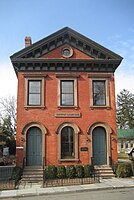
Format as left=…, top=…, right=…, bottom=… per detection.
left=29, top=81, right=41, bottom=93
left=61, top=127, right=74, bottom=159
left=28, top=80, right=41, bottom=105
left=61, top=81, right=74, bottom=106
left=62, top=81, right=73, bottom=93
left=93, top=81, right=106, bottom=105
left=62, top=94, right=74, bottom=105
left=29, top=94, right=41, bottom=105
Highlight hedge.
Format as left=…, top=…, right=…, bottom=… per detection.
left=66, top=165, right=76, bottom=178
left=57, top=165, right=66, bottom=179
left=45, top=165, right=57, bottom=179
left=84, top=164, right=94, bottom=177
left=114, top=163, right=133, bottom=178
left=45, top=164, right=94, bottom=179
left=76, top=165, right=84, bottom=178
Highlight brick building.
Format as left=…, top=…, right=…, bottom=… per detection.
left=118, top=129, right=134, bottom=153
left=10, top=27, right=122, bottom=168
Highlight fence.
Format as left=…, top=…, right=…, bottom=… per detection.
left=44, top=172, right=100, bottom=187
left=0, top=166, right=14, bottom=181
left=0, top=166, right=16, bottom=190
left=0, top=180, right=15, bottom=190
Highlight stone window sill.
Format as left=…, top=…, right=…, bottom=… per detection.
left=58, top=106, right=78, bottom=110
left=90, top=106, right=111, bottom=110
left=24, top=106, right=45, bottom=110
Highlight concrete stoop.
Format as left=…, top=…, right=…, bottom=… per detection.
left=18, top=166, right=43, bottom=189
left=94, top=165, right=115, bottom=179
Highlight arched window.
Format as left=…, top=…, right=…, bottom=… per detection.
left=61, top=126, right=74, bottom=159
left=56, top=122, right=80, bottom=161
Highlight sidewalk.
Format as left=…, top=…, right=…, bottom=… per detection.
left=0, top=177, right=134, bottom=198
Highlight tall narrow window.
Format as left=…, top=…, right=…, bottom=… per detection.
left=60, top=80, right=74, bottom=106
left=61, top=126, right=74, bottom=159
left=28, top=80, right=41, bottom=106
left=93, top=80, right=106, bottom=106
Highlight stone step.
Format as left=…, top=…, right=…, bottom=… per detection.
left=94, top=165, right=115, bottom=179
left=96, top=170, right=113, bottom=174
left=23, top=168, right=43, bottom=171
left=24, top=166, right=43, bottom=169
left=21, top=178, right=43, bottom=182
left=23, top=171, right=43, bottom=174
left=94, top=165, right=113, bottom=169
left=99, top=174, right=115, bottom=179
left=22, top=174, right=43, bottom=178
left=20, top=166, right=44, bottom=184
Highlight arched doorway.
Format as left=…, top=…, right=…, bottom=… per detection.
left=92, top=126, right=106, bottom=165
left=26, top=127, right=42, bottom=166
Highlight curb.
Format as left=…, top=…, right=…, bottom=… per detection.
left=0, top=185, right=134, bottom=199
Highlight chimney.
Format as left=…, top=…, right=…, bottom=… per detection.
left=25, top=36, right=32, bottom=47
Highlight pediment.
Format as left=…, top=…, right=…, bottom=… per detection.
left=11, top=27, right=122, bottom=60
left=40, top=44, right=93, bottom=59
left=10, top=27, right=123, bottom=74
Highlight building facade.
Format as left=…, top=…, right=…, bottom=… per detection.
left=118, top=129, right=134, bottom=153
left=10, top=27, right=122, bottom=167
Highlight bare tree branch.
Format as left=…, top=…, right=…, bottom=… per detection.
left=0, top=96, right=16, bottom=133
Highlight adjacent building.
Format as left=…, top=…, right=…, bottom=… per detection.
left=118, top=129, right=134, bottom=153
left=10, top=27, right=123, bottom=167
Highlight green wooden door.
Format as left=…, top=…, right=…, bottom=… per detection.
left=26, top=127, right=42, bottom=166
left=92, top=127, right=106, bottom=165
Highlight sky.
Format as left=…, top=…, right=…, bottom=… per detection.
left=0, top=0, right=134, bottom=99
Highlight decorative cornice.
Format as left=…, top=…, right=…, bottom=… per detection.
left=12, top=58, right=121, bottom=75
left=10, top=27, right=123, bottom=76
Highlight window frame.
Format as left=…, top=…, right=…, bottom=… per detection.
left=60, top=80, right=74, bottom=106
left=56, top=122, right=80, bottom=162
left=24, top=74, right=47, bottom=109
left=88, top=73, right=111, bottom=108
left=92, top=80, right=106, bottom=106
left=61, top=126, right=75, bottom=159
left=57, top=74, right=79, bottom=108
left=28, top=80, right=42, bottom=106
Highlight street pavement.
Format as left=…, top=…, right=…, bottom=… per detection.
left=0, top=177, right=134, bottom=199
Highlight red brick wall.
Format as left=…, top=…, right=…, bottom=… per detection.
left=16, top=72, right=117, bottom=166
left=16, top=47, right=118, bottom=167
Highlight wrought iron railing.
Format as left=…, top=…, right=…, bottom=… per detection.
left=44, top=169, right=100, bottom=187
left=22, top=157, right=26, bottom=170
left=43, top=157, right=45, bottom=186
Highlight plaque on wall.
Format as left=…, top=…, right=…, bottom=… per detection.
left=80, top=147, right=88, bottom=151
left=55, top=112, right=81, bottom=118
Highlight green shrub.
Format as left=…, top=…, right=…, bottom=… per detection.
left=75, top=165, right=84, bottom=178
left=11, top=167, right=23, bottom=184
left=116, top=163, right=133, bottom=178
left=57, top=165, right=66, bottom=179
left=66, top=165, right=76, bottom=178
left=45, top=165, right=57, bottom=179
left=84, top=164, right=94, bottom=177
